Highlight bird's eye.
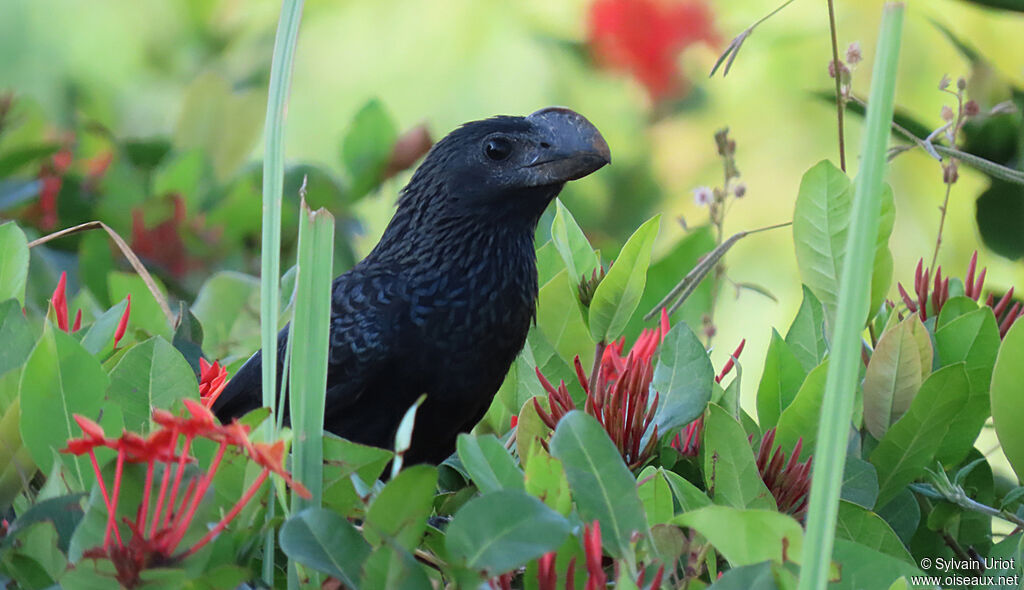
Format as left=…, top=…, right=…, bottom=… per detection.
left=483, top=137, right=513, bottom=161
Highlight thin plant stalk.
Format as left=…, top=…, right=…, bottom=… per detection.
left=826, top=0, right=846, bottom=172
left=797, top=4, right=904, bottom=590
left=260, top=0, right=305, bottom=583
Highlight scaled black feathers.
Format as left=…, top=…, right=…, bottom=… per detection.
left=213, top=107, right=610, bottom=465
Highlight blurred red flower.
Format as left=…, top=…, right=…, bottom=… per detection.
left=588, top=0, right=719, bottom=103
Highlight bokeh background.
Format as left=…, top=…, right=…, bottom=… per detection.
left=2, top=0, right=1023, bottom=431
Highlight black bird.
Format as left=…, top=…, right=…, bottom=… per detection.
left=213, top=107, right=610, bottom=465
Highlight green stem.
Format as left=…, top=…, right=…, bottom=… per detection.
left=826, top=0, right=846, bottom=172
left=797, top=4, right=904, bottom=590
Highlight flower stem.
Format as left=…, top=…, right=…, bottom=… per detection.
left=184, top=469, right=270, bottom=557
left=929, top=180, right=954, bottom=276
left=106, top=449, right=126, bottom=550
left=826, top=0, right=846, bottom=172
left=88, top=449, right=123, bottom=549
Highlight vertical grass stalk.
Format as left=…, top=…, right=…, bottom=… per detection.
left=260, top=0, right=305, bottom=583
left=797, top=4, right=904, bottom=590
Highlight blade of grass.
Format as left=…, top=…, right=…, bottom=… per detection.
left=260, top=0, right=305, bottom=584
left=287, top=198, right=333, bottom=590
left=797, top=4, right=904, bottom=590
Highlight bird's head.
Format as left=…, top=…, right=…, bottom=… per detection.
left=402, top=107, right=611, bottom=220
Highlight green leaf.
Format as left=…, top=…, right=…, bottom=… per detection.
left=672, top=506, right=803, bottom=566
left=80, top=298, right=129, bottom=356
left=549, top=411, right=648, bottom=559
left=550, top=199, right=599, bottom=288
left=829, top=539, right=923, bottom=590
left=446, top=489, right=570, bottom=575
left=862, top=317, right=931, bottom=439
left=934, top=307, right=1000, bottom=464
left=792, top=162, right=894, bottom=327
left=588, top=215, right=660, bottom=343
left=359, top=545, right=432, bottom=590
left=703, top=403, right=775, bottom=510
left=279, top=507, right=370, bottom=588
left=706, top=562, right=779, bottom=590
left=106, top=337, right=198, bottom=434
left=652, top=321, right=714, bottom=433
left=774, top=361, right=830, bottom=459
left=19, top=324, right=109, bottom=489
left=0, top=222, right=29, bottom=306
left=0, top=299, right=35, bottom=377
left=322, top=433, right=392, bottom=516
left=661, top=468, right=711, bottom=512
left=523, top=446, right=571, bottom=515
left=637, top=465, right=673, bottom=525
left=535, top=241, right=565, bottom=287
left=191, top=272, right=260, bottom=361
left=173, top=72, right=266, bottom=182
left=341, top=99, right=398, bottom=201
left=457, top=434, right=524, bottom=495
left=835, top=501, right=913, bottom=563
left=840, top=457, right=879, bottom=509
left=364, top=464, right=437, bottom=551
left=956, top=0, right=1024, bottom=14
left=870, top=364, right=970, bottom=507
left=992, top=321, right=1024, bottom=481
left=537, top=269, right=594, bottom=368
left=632, top=225, right=715, bottom=336
left=756, top=330, right=807, bottom=429
left=107, top=272, right=171, bottom=340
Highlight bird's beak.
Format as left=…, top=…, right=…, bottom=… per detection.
left=523, top=107, right=611, bottom=185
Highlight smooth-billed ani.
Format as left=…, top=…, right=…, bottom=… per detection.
left=213, top=107, right=610, bottom=465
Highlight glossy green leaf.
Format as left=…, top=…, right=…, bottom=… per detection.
left=774, top=361, right=829, bottom=460
left=706, top=562, right=779, bottom=590
left=279, top=507, right=370, bottom=588
left=637, top=465, right=673, bottom=525
left=457, top=433, right=524, bottom=495
left=672, top=506, right=803, bottom=566
left=588, top=215, right=660, bottom=343
left=364, top=464, right=437, bottom=551
left=992, top=321, right=1024, bottom=482
left=830, top=539, right=923, bottom=590
left=840, top=457, right=879, bottom=509
left=106, top=337, right=198, bottom=434
left=19, top=324, right=109, bottom=489
left=523, top=446, right=571, bottom=515
left=359, top=545, right=432, bottom=590
left=870, top=364, right=970, bottom=507
left=661, top=468, right=711, bottom=512
left=537, top=269, right=594, bottom=367
left=550, top=199, right=599, bottom=288
left=341, top=99, right=397, bottom=200
left=835, top=501, right=913, bottom=563
left=550, top=410, right=648, bottom=558
left=446, top=489, right=570, bottom=575
left=322, top=433, right=392, bottom=516
left=863, top=317, right=931, bottom=439
left=756, top=329, right=807, bottom=429
left=652, top=321, right=714, bottom=433
left=703, top=403, right=775, bottom=510
left=934, top=307, right=1000, bottom=464
left=0, top=222, right=29, bottom=306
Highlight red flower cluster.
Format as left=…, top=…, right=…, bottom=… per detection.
left=671, top=339, right=745, bottom=457
left=897, top=252, right=1020, bottom=338
left=50, top=271, right=130, bottom=348
left=755, top=428, right=812, bottom=521
left=534, top=310, right=671, bottom=468
left=588, top=0, right=719, bottom=103
left=33, top=136, right=111, bottom=231
left=61, top=400, right=309, bottom=588
left=131, top=195, right=190, bottom=278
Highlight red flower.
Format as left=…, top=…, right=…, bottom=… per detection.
left=113, top=295, right=131, bottom=349
left=588, top=0, right=719, bottom=103
left=198, top=358, right=228, bottom=409
left=534, top=311, right=670, bottom=468
left=755, top=428, right=812, bottom=521
left=62, top=404, right=309, bottom=588
left=50, top=271, right=83, bottom=333
left=897, top=252, right=1021, bottom=338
